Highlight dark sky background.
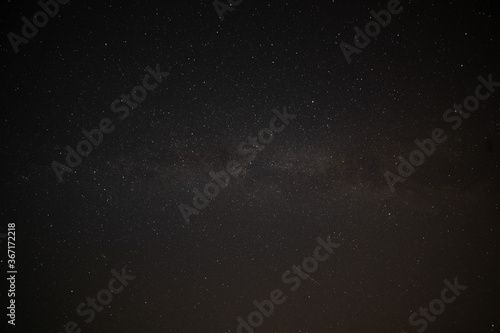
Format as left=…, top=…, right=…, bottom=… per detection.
left=1, top=0, right=500, bottom=332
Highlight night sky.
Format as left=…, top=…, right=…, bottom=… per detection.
left=1, top=0, right=500, bottom=332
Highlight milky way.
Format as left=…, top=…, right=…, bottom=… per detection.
left=2, top=1, right=500, bottom=332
